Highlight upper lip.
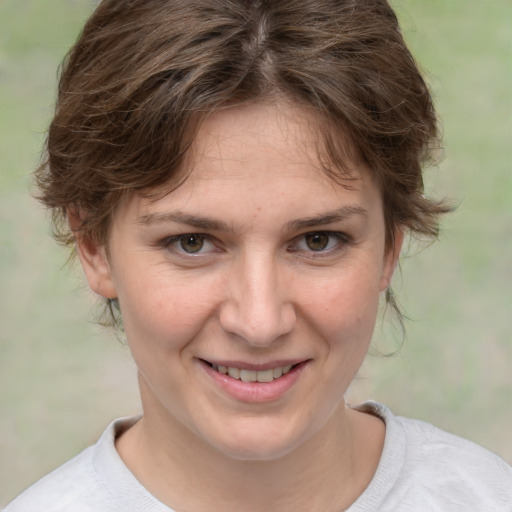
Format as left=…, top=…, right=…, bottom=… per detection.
left=199, top=358, right=309, bottom=371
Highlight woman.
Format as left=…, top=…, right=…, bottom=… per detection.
left=6, top=0, right=511, bottom=510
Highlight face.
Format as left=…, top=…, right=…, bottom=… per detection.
left=78, top=101, right=401, bottom=461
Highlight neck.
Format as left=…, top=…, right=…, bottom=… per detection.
left=116, top=383, right=384, bottom=512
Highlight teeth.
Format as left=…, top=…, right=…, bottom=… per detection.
left=228, top=367, right=240, bottom=379
left=256, top=369, right=274, bottom=383
left=215, top=364, right=295, bottom=382
left=240, top=369, right=256, bottom=382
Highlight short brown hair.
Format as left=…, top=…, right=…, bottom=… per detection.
left=36, top=0, right=451, bottom=322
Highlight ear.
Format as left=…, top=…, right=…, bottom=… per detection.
left=379, top=227, right=404, bottom=291
left=68, top=210, right=117, bottom=299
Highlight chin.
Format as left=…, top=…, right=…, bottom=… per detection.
left=205, top=417, right=315, bottom=462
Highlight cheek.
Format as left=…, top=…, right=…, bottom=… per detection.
left=303, top=265, right=382, bottom=382
left=117, top=267, right=223, bottom=353
left=308, top=265, right=382, bottom=334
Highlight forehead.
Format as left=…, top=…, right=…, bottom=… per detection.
left=190, top=101, right=358, bottom=181
left=120, top=101, right=384, bottom=228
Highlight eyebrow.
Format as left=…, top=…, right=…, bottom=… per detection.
left=286, top=205, right=368, bottom=231
left=137, top=211, right=232, bottom=232
left=137, top=205, right=367, bottom=232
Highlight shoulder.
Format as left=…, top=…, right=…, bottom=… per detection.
left=396, top=413, right=512, bottom=511
left=396, top=411, right=511, bottom=481
left=351, top=402, right=512, bottom=512
left=4, top=416, right=149, bottom=512
left=4, top=445, right=98, bottom=512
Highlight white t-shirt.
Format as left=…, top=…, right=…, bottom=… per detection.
left=5, top=402, right=512, bottom=512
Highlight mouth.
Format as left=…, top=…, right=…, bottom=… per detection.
left=199, top=359, right=309, bottom=402
left=201, top=360, right=305, bottom=383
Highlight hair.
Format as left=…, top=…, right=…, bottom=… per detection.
left=36, top=0, right=451, bottom=325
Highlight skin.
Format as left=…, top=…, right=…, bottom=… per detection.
left=75, top=101, right=403, bottom=511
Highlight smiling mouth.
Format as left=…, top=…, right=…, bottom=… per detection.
left=203, top=361, right=298, bottom=383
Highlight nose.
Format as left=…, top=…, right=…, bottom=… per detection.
left=219, top=252, right=296, bottom=347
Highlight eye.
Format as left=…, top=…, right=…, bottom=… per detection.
left=292, top=231, right=348, bottom=253
left=163, top=234, right=217, bottom=255
left=179, top=234, right=206, bottom=253
left=304, top=233, right=331, bottom=251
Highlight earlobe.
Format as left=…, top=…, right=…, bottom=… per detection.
left=379, top=228, right=404, bottom=291
left=68, top=210, right=117, bottom=299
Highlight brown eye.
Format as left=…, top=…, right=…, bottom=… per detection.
left=179, top=234, right=205, bottom=253
left=305, top=233, right=330, bottom=251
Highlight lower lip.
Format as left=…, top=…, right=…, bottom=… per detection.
left=200, top=361, right=308, bottom=403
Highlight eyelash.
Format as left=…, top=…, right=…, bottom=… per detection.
left=160, top=231, right=350, bottom=258
left=160, top=234, right=219, bottom=256
left=289, top=231, right=350, bottom=257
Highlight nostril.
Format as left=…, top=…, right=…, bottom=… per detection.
left=218, top=288, right=296, bottom=346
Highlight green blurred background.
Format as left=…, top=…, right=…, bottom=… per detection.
left=0, top=0, right=511, bottom=504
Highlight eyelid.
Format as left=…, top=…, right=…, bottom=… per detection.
left=161, top=233, right=220, bottom=255
left=158, top=230, right=350, bottom=258
left=289, top=231, right=350, bottom=254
